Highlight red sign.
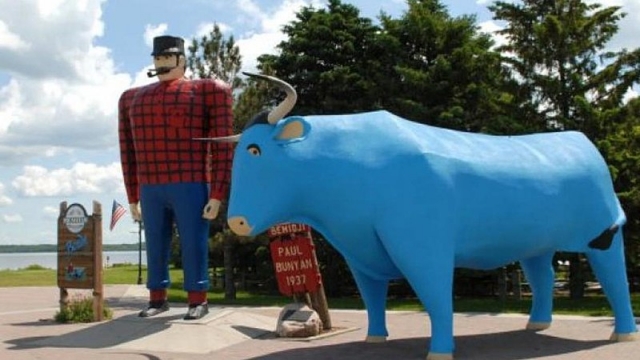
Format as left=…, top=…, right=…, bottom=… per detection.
left=268, top=223, right=311, bottom=237
left=269, top=223, right=320, bottom=296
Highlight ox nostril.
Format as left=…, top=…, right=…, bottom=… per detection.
left=228, top=216, right=252, bottom=236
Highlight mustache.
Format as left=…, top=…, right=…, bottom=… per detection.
left=146, top=66, right=174, bottom=78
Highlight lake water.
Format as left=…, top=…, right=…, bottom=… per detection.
left=0, top=251, right=147, bottom=270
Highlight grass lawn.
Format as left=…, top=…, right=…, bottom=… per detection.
left=1, top=264, right=639, bottom=317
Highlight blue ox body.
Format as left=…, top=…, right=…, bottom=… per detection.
left=221, top=75, right=637, bottom=360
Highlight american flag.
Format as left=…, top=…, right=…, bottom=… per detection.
left=110, top=200, right=127, bottom=231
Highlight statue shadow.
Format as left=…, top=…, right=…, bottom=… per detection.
left=244, top=329, right=613, bottom=360
left=232, top=325, right=275, bottom=339
left=4, top=295, right=183, bottom=351
left=6, top=312, right=183, bottom=350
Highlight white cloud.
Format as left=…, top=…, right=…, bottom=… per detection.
left=0, top=20, right=30, bottom=51
left=476, top=1, right=640, bottom=53
left=592, top=0, right=640, bottom=52
left=477, top=0, right=512, bottom=5
left=478, top=20, right=507, bottom=49
left=0, top=78, right=21, bottom=134
left=144, top=23, right=168, bottom=48
left=37, top=0, right=68, bottom=18
left=623, top=87, right=638, bottom=103
left=477, top=0, right=640, bottom=54
left=237, top=33, right=287, bottom=72
left=0, top=0, right=106, bottom=79
left=235, top=0, right=323, bottom=71
left=131, top=66, right=157, bottom=88
left=0, top=0, right=133, bottom=166
left=2, top=214, right=22, bottom=223
left=43, top=205, right=59, bottom=219
left=12, top=162, right=124, bottom=197
left=0, top=183, right=12, bottom=206
left=263, top=0, right=323, bottom=34
left=1, top=74, right=129, bottom=149
left=195, top=22, right=232, bottom=38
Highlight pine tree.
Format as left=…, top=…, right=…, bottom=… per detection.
left=186, top=23, right=243, bottom=90
left=490, top=0, right=628, bottom=136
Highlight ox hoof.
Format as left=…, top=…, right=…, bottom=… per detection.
left=426, top=353, right=453, bottom=360
left=365, top=335, right=387, bottom=343
left=526, top=321, right=551, bottom=331
left=610, top=332, right=639, bottom=342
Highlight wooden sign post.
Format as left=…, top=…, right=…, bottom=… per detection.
left=57, top=201, right=104, bottom=321
left=268, top=223, right=331, bottom=330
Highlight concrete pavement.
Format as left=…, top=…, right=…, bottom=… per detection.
left=1, top=285, right=639, bottom=359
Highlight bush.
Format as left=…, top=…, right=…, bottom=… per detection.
left=111, top=262, right=135, bottom=268
left=55, top=295, right=113, bottom=323
left=21, top=264, right=48, bottom=271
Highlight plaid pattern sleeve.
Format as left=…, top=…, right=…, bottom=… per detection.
left=118, top=87, right=140, bottom=204
left=204, top=79, right=234, bottom=200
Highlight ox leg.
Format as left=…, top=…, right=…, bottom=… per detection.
left=585, top=231, right=638, bottom=341
left=350, top=268, right=389, bottom=341
left=397, top=261, right=454, bottom=359
left=375, top=222, right=455, bottom=359
left=520, top=252, right=555, bottom=330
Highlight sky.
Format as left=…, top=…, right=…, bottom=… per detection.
left=1, top=0, right=639, bottom=246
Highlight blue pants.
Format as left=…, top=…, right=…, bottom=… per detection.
left=140, top=183, right=210, bottom=292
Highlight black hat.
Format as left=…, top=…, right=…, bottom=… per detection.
left=151, top=35, right=185, bottom=56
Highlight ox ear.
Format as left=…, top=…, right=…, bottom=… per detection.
left=273, top=117, right=309, bottom=143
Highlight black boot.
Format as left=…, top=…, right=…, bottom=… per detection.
left=183, top=302, right=209, bottom=320
left=139, top=300, right=169, bottom=317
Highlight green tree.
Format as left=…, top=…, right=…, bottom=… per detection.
left=258, top=0, right=524, bottom=131
left=598, top=98, right=640, bottom=289
left=259, top=0, right=383, bottom=115
left=380, top=0, right=519, bottom=134
left=490, top=0, right=628, bottom=135
left=490, top=0, right=640, bottom=298
left=187, top=23, right=243, bottom=89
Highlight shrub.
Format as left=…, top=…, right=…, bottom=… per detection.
left=55, top=294, right=113, bottom=323
left=22, top=264, right=48, bottom=271
left=111, top=262, right=135, bottom=268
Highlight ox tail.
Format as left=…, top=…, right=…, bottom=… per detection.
left=588, top=199, right=627, bottom=251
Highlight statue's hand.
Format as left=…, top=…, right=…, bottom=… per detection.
left=202, top=199, right=221, bottom=220
left=129, top=203, right=142, bottom=222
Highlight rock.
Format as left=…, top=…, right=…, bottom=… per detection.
left=276, top=303, right=322, bottom=338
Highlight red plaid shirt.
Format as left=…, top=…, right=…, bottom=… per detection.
left=118, top=78, right=234, bottom=204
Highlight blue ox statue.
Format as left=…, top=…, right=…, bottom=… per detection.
left=204, top=73, right=638, bottom=360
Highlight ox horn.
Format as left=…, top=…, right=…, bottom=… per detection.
left=243, top=72, right=297, bottom=124
left=193, top=134, right=241, bottom=143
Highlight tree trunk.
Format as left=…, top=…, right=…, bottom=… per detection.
left=512, top=269, right=522, bottom=300
left=497, top=267, right=507, bottom=302
left=223, top=234, right=236, bottom=300
left=568, top=253, right=585, bottom=300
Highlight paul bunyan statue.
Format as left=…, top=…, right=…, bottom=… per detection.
left=118, top=35, right=234, bottom=320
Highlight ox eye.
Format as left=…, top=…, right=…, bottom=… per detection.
left=247, top=144, right=261, bottom=156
